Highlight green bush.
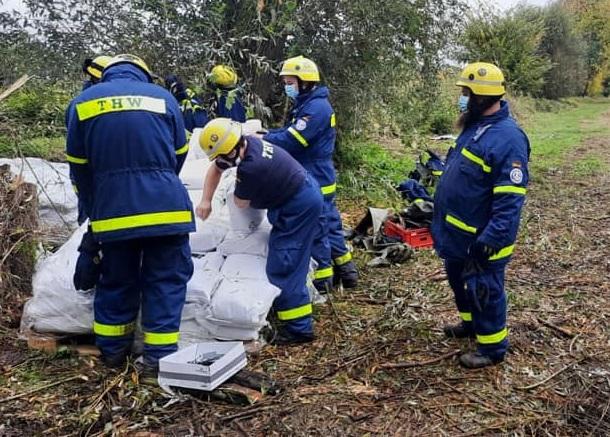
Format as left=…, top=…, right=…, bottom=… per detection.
left=0, top=135, right=65, bottom=161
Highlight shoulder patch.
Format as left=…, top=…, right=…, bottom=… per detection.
left=295, top=119, right=307, bottom=131
left=510, top=168, right=523, bottom=184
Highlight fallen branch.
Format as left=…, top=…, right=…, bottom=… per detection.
left=0, top=75, right=31, bottom=102
left=537, top=317, right=575, bottom=338
left=0, top=374, right=87, bottom=403
left=377, top=349, right=460, bottom=370
left=516, top=358, right=585, bottom=391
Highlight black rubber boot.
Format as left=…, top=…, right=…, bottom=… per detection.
left=313, top=277, right=333, bottom=294
left=459, top=352, right=503, bottom=369
left=139, top=362, right=159, bottom=385
left=443, top=322, right=476, bottom=339
left=264, top=326, right=315, bottom=346
left=335, top=260, right=358, bottom=289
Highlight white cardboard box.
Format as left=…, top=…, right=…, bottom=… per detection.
left=158, top=342, right=247, bottom=391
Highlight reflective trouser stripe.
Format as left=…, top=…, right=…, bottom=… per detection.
left=489, top=244, right=515, bottom=261
left=93, top=321, right=136, bottom=337
left=277, top=303, right=313, bottom=321
left=314, top=266, right=334, bottom=280
left=413, top=198, right=425, bottom=203
left=461, top=148, right=491, bottom=173
left=431, top=170, right=443, bottom=176
left=460, top=312, right=472, bottom=322
left=91, top=210, right=192, bottom=233
left=493, top=185, right=526, bottom=195
left=288, top=127, right=309, bottom=146
left=445, top=214, right=477, bottom=234
left=66, top=154, right=88, bottom=164
left=143, top=331, right=180, bottom=345
left=321, top=183, right=337, bottom=195
left=330, top=113, right=336, bottom=127
left=175, top=143, right=189, bottom=155
left=334, top=252, right=352, bottom=266
left=477, top=327, right=508, bottom=344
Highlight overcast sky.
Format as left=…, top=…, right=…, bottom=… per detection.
left=1, top=0, right=553, bottom=13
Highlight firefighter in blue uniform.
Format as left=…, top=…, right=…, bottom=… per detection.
left=196, top=118, right=322, bottom=345
left=66, top=54, right=195, bottom=374
left=208, top=65, right=247, bottom=122
left=164, top=74, right=210, bottom=134
left=81, top=55, right=112, bottom=91
left=431, top=62, right=530, bottom=368
left=263, top=56, right=358, bottom=292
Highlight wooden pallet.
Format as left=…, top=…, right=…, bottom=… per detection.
left=25, top=331, right=100, bottom=356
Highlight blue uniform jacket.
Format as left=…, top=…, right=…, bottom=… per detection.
left=65, top=64, right=195, bottom=243
left=263, top=86, right=337, bottom=195
left=179, top=89, right=210, bottom=133
left=214, top=88, right=246, bottom=122
left=431, top=101, right=530, bottom=265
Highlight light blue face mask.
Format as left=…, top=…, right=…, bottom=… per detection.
left=284, top=84, right=299, bottom=100
left=458, top=95, right=469, bottom=112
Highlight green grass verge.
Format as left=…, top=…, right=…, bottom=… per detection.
left=0, top=135, right=66, bottom=161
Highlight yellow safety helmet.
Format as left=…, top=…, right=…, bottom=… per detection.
left=104, top=54, right=153, bottom=80
left=208, top=65, right=238, bottom=88
left=280, top=56, right=320, bottom=82
left=456, top=62, right=505, bottom=96
left=83, top=55, right=112, bottom=80
left=199, top=118, right=242, bottom=160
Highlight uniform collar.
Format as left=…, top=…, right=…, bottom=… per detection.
left=102, top=64, right=150, bottom=83
left=294, top=85, right=329, bottom=107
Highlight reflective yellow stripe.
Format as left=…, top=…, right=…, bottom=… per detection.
left=334, top=252, right=352, bottom=266
left=413, top=198, right=424, bottom=203
left=431, top=170, right=443, bottom=176
left=489, top=244, right=515, bottom=261
left=288, top=127, right=309, bottom=147
left=330, top=113, right=336, bottom=127
left=72, top=184, right=78, bottom=194
left=460, top=312, right=472, bottom=322
left=144, top=331, right=179, bottom=345
left=477, top=327, right=508, bottom=344
left=461, top=148, right=491, bottom=173
left=91, top=210, right=192, bottom=233
left=445, top=214, right=477, bottom=234
left=93, top=321, right=136, bottom=337
left=493, top=185, right=526, bottom=195
left=76, top=96, right=166, bottom=121
left=277, top=303, right=313, bottom=321
left=66, top=154, right=88, bottom=164
left=314, top=266, right=334, bottom=280
left=175, top=143, right=189, bottom=155
left=321, top=183, right=337, bottom=195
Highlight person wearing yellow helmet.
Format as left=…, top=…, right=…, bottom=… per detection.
left=431, top=62, right=530, bottom=369
left=81, top=55, right=112, bottom=91
left=197, top=118, right=323, bottom=345
left=263, top=55, right=358, bottom=293
left=207, top=65, right=246, bottom=122
left=66, top=53, right=195, bottom=377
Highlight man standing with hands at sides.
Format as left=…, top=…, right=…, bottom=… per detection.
left=196, top=118, right=322, bottom=345
left=431, top=62, right=530, bottom=368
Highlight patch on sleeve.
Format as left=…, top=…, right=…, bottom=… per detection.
left=295, top=119, right=307, bottom=131
left=510, top=168, right=523, bottom=184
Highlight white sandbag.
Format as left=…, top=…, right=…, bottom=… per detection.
left=0, top=157, right=79, bottom=231
left=242, top=119, right=263, bottom=136
left=187, top=190, right=229, bottom=253
left=227, top=191, right=265, bottom=234
left=197, top=252, right=226, bottom=272
left=197, top=317, right=260, bottom=341
left=210, top=278, right=281, bottom=327
left=20, top=223, right=93, bottom=334
left=185, top=269, right=221, bottom=305
left=185, top=129, right=208, bottom=161
left=221, top=254, right=268, bottom=281
left=217, top=229, right=270, bottom=257
left=179, top=159, right=208, bottom=190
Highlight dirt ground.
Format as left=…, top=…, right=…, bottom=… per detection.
left=1, top=110, right=609, bottom=436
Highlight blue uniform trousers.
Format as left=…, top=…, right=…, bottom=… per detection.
left=325, top=195, right=351, bottom=264
left=94, top=234, right=193, bottom=366
left=445, top=259, right=509, bottom=360
left=266, top=175, right=322, bottom=335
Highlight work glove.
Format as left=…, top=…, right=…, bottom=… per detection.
left=468, top=240, right=498, bottom=266
left=73, top=228, right=102, bottom=291
left=164, top=74, right=188, bottom=102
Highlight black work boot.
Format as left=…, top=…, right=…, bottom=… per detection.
left=459, top=352, right=503, bottom=369
left=138, top=361, right=159, bottom=385
left=313, top=277, right=333, bottom=294
left=102, top=353, right=128, bottom=369
left=443, top=322, right=476, bottom=339
left=335, top=260, right=358, bottom=289
left=264, top=326, right=314, bottom=346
